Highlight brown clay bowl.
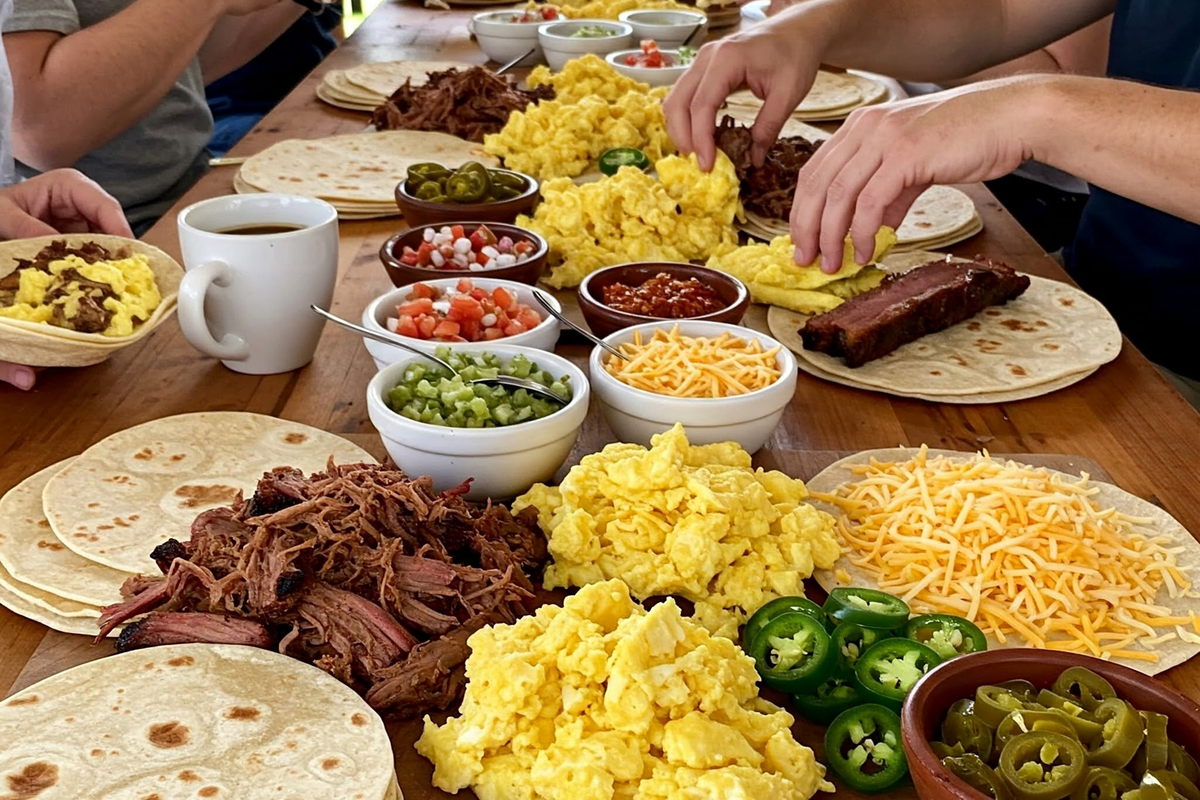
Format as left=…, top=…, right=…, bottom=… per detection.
left=576, top=262, right=751, bottom=338
left=394, top=169, right=540, bottom=228
left=902, top=649, right=1200, bottom=800
left=379, top=221, right=549, bottom=288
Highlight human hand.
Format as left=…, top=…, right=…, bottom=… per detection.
left=791, top=77, right=1043, bottom=272
left=0, top=362, right=37, bottom=391
left=0, top=169, right=132, bottom=241
left=664, top=6, right=827, bottom=170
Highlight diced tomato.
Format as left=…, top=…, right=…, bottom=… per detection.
left=400, top=250, right=420, bottom=266
left=517, top=308, right=541, bottom=329
left=450, top=225, right=465, bottom=240
left=492, top=287, right=515, bottom=311
left=455, top=277, right=474, bottom=293
left=432, top=319, right=461, bottom=339
left=397, top=314, right=419, bottom=338
left=625, top=54, right=638, bottom=66
left=483, top=326, right=506, bottom=340
left=450, top=295, right=485, bottom=321
left=408, top=282, right=436, bottom=299
left=468, top=288, right=487, bottom=301
left=513, top=240, right=534, bottom=256
left=459, top=319, right=480, bottom=341
left=396, top=298, right=434, bottom=316
left=642, top=38, right=657, bottom=53
left=417, top=315, right=438, bottom=338
left=503, top=321, right=524, bottom=337
left=542, top=6, right=557, bottom=19
left=476, top=251, right=490, bottom=265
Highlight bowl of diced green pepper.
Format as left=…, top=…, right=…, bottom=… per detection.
left=366, top=343, right=589, bottom=500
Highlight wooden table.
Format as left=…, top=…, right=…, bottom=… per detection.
left=3, top=1, right=1200, bottom=796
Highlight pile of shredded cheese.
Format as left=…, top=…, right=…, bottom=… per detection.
left=812, top=446, right=1198, bottom=662
left=603, top=326, right=783, bottom=398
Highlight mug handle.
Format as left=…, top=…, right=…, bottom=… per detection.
left=177, top=261, right=250, bottom=361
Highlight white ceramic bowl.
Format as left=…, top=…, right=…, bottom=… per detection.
left=605, top=49, right=690, bottom=87
left=367, top=343, right=589, bottom=500
left=589, top=320, right=798, bottom=453
left=538, top=20, right=633, bottom=72
left=470, top=10, right=545, bottom=63
left=361, top=278, right=562, bottom=370
left=617, top=9, right=707, bottom=48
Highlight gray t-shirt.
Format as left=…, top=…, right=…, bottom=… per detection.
left=0, top=0, right=15, bottom=187
left=2, top=0, right=212, bottom=228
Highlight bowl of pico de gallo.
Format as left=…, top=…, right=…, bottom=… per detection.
left=605, top=40, right=698, bottom=87
left=380, top=221, right=549, bottom=288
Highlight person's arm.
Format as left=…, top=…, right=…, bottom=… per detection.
left=664, top=0, right=1115, bottom=169
left=200, top=1, right=306, bottom=85
left=945, top=15, right=1112, bottom=84
left=3, top=0, right=285, bottom=171
left=786, top=75, right=1200, bottom=271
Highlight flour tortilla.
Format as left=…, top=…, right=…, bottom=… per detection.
left=727, top=70, right=889, bottom=118
left=342, top=60, right=471, bottom=100
left=43, top=413, right=374, bottom=575
left=807, top=448, right=1200, bottom=675
left=231, top=171, right=397, bottom=219
left=237, top=131, right=497, bottom=204
left=0, top=576, right=113, bottom=637
left=0, top=235, right=183, bottom=367
left=0, top=460, right=130, bottom=607
left=767, top=270, right=1121, bottom=397
left=0, top=644, right=398, bottom=799
left=315, top=81, right=380, bottom=112
left=718, top=105, right=832, bottom=142
left=323, top=70, right=386, bottom=103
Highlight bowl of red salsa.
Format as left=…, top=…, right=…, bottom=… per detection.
left=577, top=262, right=750, bottom=338
left=605, top=40, right=696, bottom=87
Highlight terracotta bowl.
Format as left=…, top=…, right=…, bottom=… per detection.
left=902, top=649, right=1200, bottom=800
left=379, top=221, right=549, bottom=288
left=576, top=262, right=750, bottom=338
left=394, top=169, right=539, bottom=228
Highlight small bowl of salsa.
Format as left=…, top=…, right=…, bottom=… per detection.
left=605, top=40, right=697, bottom=87
left=577, top=262, right=750, bottom=338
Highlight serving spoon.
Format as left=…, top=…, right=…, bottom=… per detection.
left=310, top=305, right=568, bottom=404
left=532, top=292, right=629, bottom=361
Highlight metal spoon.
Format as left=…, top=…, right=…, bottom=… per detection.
left=532, top=292, right=629, bottom=361
left=310, top=305, right=568, bottom=404
left=680, top=21, right=705, bottom=49
left=496, top=47, right=537, bottom=76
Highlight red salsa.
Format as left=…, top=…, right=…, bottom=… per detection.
left=601, top=273, right=727, bottom=318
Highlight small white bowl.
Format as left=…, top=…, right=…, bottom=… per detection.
left=367, top=343, right=589, bottom=500
left=538, top=20, right=633, bottom=72
left=361, top=278, right=562, bottom=370
left=605, top=49, right=690, bottom=87
left=617, top=9, right=707, bottom=48
left=470, top=10, right=545, bottom=63
left=589, top=320, right=797, bottom=453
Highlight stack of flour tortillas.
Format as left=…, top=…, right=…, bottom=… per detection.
left=741, top=184, right=983, bottom=252
left=0, top=413, right=371, bottom=636
left=766, top=252, right=1123, bottom=403
left=233, top=130, right=498, bottom=219
left=726, top=69, right=890, bottom=122
left=316, top=60, right=467, bottom=111
left=0, top=644, right=401, bottom=799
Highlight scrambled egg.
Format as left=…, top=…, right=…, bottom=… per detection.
left=0, top=254, right=161, bottom=336
left=416, top=579, right=833, bottom=800
left=513, top=425, right=840, bottom=638
left=485, top=55, right=672, bottom=180
left=521, top=153, right=741, bottom=289
left=705, top=231, right=897, bottom=315
left=555, top=0, right=692, bottom=20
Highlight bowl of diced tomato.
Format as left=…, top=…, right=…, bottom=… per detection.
left=380, top=222, right=548, bottom=288
left=605, top=40, right=696, bottom=87
left=361, top=276, right=562, bottom=368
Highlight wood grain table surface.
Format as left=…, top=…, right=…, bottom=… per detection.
left=1, top=1, right=1198, bottom=795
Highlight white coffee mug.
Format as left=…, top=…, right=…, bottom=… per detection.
left=176, top=194, right=339, bottom=375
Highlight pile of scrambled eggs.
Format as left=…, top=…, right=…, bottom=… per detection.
left=705, top=230, right=897, bottom=315
left=484, top=56, right=673, bottom=180
left=513, top=425, right=840, bottom=638
left=416, top=579, right=833, bottom=800
left=521, top=153, right=742, bottom=288
left=0, top=253, right=161, bottom=337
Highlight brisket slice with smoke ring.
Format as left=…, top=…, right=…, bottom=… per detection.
left=800, top=258, right=1032, bottom=367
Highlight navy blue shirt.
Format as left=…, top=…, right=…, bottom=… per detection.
left=1064, top=0, right=1200, bottom=379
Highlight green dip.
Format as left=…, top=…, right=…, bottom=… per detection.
left=569, top=25, right=616, bottom=38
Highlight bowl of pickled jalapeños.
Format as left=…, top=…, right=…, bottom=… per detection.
left=901, top=650, right=1200, bottom=800
left=395, top=161, right=539, bottom=228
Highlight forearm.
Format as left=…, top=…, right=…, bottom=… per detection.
left=1029, top=75, right=1200, bottom=226
left=785, top=0, right=1112, bottom=83
left=7, top=0, right=221, bottom=170
left=200, top=2, right=305, bottom=85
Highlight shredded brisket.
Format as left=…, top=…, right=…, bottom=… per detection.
left=97, top=462, right=549, bottom=716
left=1, top=240, right=125, bottom=317
left=715, top=116, right=821, bottom=220
left=370, top=66, right=555, bottom=143
left=800, top=257, right=1032, bottom=366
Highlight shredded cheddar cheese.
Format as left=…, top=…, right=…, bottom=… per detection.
left=812, top=446, right=1195, bottom=662
left=602, top=325, right=782, bottom=398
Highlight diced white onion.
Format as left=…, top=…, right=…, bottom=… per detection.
left=484, top=258, right=497, bottom=270
left=386, top=317, right=398, bottom=332
left=430, top=250, right=445, bottom=267
left=496, top=254, right=517, bottom=267
left=481, top=313, right=497, bottom=327
left=453, top=238, right=472, bottom=254
left=481, top=246, right=500, bottom=260
left=423, top=227, right=435, bottom=242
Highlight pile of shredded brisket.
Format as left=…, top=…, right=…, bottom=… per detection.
left=97, top=462, right=549, bottom=716
left=370, top=66, right=555, bottom=142
left=715, top=116, right=822, bottom=220
left=0, top=240, right=127, bottom=333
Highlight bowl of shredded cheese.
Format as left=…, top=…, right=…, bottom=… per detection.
left=589, top=320, right=796, bottom=452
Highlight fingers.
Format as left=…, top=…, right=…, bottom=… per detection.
left=0, top=362, right=37, bottom=391
left=748, top=79, right=808, bottom=167
left=47, top=170, right=134, bottom=237
left=789, top=123, right=867, bottom=267
left=0, top=198, right=59, bottom=240
left=664, top=47, right=712, bottom=165
left=685, top=49, right=745, bottom=171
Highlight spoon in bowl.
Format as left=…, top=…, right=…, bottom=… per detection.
left=532, top=292, right=629, bottom=361
left=310, top=305, right=568, bottom=404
